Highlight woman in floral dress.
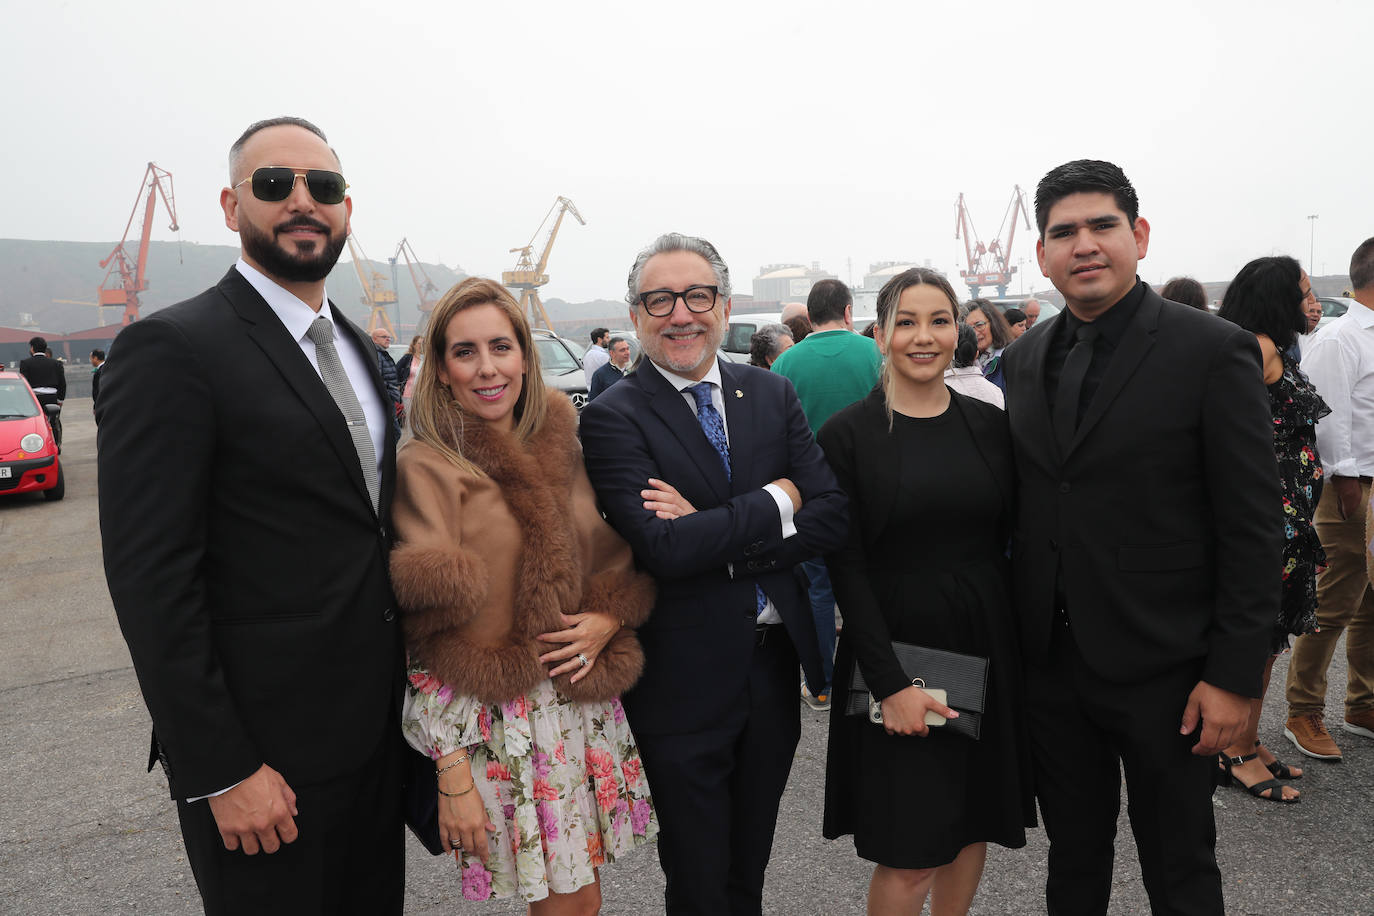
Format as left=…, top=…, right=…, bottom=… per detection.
left=1217, top=256, right=1329, bottom=803
left=390, top=277, right=658, bottom=909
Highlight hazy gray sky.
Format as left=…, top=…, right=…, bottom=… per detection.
left=5, top=0, right=1370, bottom=306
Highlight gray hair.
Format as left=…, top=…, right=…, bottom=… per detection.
left=750, top=323, right=793, bottom=366
left=625, top=232, right=732, bottom=308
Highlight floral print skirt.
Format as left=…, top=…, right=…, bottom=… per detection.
left=403, top=663, right=658, bottom=902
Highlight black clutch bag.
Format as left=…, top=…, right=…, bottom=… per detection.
left=401, top=744, right=446, bottom=856
left=845, top=641, right=989, bottom=740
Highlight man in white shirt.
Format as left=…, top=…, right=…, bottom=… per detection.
left=97, top=117, right=404, bottom=913
left=1286, top=236, right=1374, bottom=761
left=582, top=326, right=610, bottom=385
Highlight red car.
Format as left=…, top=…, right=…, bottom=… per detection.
left=0, top=371, right=63, bottom=500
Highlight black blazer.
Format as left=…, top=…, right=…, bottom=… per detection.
left=579, top=358, right=848, bottom=735
left=817, top=388, right=1014, bottom=702
left=97, top=267, right=402, bottom=799
left=1002, top=285, right=1281, bottom=696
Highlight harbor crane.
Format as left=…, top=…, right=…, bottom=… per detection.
left=502, top=196, right=585, bottom=329
left=347, top=234, right=398, bottom=337
left=954, top=185, right=1031, bottom=299
left=98, top=163, right=180, bottom=325
left=391, top=238, right=440, bottom=335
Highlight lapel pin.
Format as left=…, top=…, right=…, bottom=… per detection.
left=735, top=389, right=743, bottom=398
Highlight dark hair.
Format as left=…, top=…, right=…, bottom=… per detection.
left=1035, top=159, right=1139, bottom=237
left=606, top=336, right=627, bottom=349
left=1161, top=276, right=1208, bottom=311
left=1350, top=236, right=1374, bottom=291
left=783, top=314, right=811, bottom=343
left=91, top=349, right=106, bottom=361
left=229, top=117, right=335, bottom=182
left=806, top=278, right=852, bottom=325
left=29, top=336, right=47, bottom=352
left=962, top=299, right=1013, bottom=351
left=1218, top=256, right=1307, bottom=350
left=1002, top=307, right=1027, bottom=326
left=589, top=327, right=609, bottom=344
left=860, top=321, right=876, bottom=339
left=748, top=323, right=793, bottom=368
left=953, top=322, right=979, bottom=368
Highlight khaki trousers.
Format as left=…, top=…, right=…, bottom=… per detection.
left=1286, top=479, right=1374, bottom=717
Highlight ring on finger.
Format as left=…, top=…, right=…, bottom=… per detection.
left=576, top=653, right=590, bottom=667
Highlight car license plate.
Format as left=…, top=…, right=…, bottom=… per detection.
left=0, top=467, right=10, bottom=478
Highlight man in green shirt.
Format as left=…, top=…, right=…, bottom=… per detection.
left=770, top=279, right=881, bottom=708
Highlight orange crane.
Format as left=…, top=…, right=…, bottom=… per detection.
left=391, top=237, right=440, bottom=335
left=346, top=234, right=398, bottom=337
left=502, top=196, right=585, bottom=329
left=97, top=162, right=180, bottom=325
left=954, top=185, right=1030, bottom=299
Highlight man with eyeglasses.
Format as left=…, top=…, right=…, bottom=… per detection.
left=579, top=232, right=847, bottom=914
left=97, top=117, right=404, bottom=914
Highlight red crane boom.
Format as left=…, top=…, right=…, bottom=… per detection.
left=954, top=185, right=1031, bottom=299
left=98, top=162, right=179, bottom=325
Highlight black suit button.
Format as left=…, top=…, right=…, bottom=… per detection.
left=745, top=560, right=759, bottom=572
left=382, top=607, right=396, bottom=622
left=1059, top=482, right=1071, bottom=494
left=1049, top=540, right=1059, bottom=552
left=745, top=540, right=765, bottom=556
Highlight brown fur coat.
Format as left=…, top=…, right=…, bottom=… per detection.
left=389, top=394, right=654, bottom=704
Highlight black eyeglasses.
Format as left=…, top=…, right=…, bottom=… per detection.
left=234, top=167, right=349, bottom=205
left=637, top=285, right=719, bottom=317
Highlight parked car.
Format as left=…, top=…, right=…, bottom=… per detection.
left=532, top=329, right=590, bottom=410
left=724, top=311, right=877, bottom=355
left=0, top=371, right=63, bottom=501
left=1317, top=297, right=1352, bottom=330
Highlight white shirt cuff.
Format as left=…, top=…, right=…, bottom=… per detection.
left=186, top=780, right=244, bottom=802
left=763, top=483, right=798, bottom=539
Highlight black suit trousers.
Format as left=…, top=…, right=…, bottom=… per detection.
left=629, top=625, right=801, bottom=916
left=175, top=733, right=405, bottom=916
left=1025, top=621, right=1222, bottom=916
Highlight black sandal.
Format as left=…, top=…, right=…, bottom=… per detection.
left=1256, top=740, right=1302, bottom=780
left=1218, top=752, right=1300, bottom=803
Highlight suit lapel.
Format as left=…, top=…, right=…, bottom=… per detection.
left=636, top=363, right=732, bottom=503
left=1068, top=292, right=1159, bottom=455
left=1014, top=315, right=1063, bottom=466
left=719, top=361, right=753, bottom=491
left=217, top=270, right=376, bottom=513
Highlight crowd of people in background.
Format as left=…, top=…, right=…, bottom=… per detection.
left=89, top=114, right=1374, bottom=916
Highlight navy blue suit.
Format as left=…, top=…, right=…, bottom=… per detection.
left=580, top=356, right=846, bottom=915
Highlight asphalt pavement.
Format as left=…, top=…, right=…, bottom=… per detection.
left=1, top=402, right=1370, bottom=915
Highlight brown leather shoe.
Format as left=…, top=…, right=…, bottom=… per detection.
left=1284, top=713, right=1343, bottom=760
left=1343, top=709, right=1374, bottom=740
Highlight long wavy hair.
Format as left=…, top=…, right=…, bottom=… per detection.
left=408, top=277, right=548, bottom=476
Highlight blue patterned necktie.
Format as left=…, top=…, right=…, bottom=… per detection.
left=688, top=382, right=767, bottom=618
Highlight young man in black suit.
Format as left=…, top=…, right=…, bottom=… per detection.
left=97, top=117, right=404, bottom=914
left=579, top=233, right=847, bottom=914
left=1001, top=160, right=1281, bottom=915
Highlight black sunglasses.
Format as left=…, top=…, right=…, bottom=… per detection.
left=234, top=167, right=349, bottom=205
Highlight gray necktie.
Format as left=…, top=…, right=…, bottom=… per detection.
left=306, top=316, right=380, bottom=512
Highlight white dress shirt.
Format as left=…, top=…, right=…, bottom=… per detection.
left=1301, top=300, right=1374, bottom=478
left=943, top=365, right=1005, bottom=409
left=645, top=358, right=796, bottom=625
left=583, top=344, right=610, bottom=386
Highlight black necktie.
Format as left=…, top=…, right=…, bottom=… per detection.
left=1054, top=325, right=1098, bottom=453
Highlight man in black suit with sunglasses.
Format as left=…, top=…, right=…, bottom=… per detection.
left=98, top=117, right=404, bottom=914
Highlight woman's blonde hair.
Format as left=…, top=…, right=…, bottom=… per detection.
left=408, top=277, right=548, bottom=475
left=873, top=267, right=961, bottom=426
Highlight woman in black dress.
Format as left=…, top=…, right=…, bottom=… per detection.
left=818, top=268, right=1032, bottom=914
left=1216, top=256, right=1329, bottom=802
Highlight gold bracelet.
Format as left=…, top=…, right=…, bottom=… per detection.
left=435, top=754, right=469, bottom=777
left=437, top=781, right=476, bottom=798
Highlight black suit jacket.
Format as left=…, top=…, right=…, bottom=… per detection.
left=1002, top=285, right=1281, bottom=696
left=579, top=358, right=848, bottom=735
left=97, top=267, right=402, bottom=799
left=588, top=360, right=626, bottom=400
left=19, top=354, right=66, bottom=400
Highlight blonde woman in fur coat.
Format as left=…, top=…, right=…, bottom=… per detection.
left=390, top=278, right=658, bottom=911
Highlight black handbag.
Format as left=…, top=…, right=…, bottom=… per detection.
left=845, top=641, right=989, bottom=740
left=401, top=745, right=446, bottom=856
